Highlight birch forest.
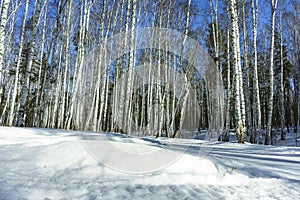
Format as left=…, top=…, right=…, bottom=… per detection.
left=0, top=0, right=299, bottom=145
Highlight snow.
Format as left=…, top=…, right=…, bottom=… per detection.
left=0, top=127, right=300, bottom=199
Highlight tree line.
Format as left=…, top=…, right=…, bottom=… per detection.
left=0, top=0, right=299, bottom=145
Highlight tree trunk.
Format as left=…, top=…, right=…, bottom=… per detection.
left=0, top=0, right=10, bottom=99
left=229, top=0, right=243, bottom=143
left=156, top=0, right=164, bottom=138
left=209, top=0, right=219, bottom=71
left=65, top=0, right=90, bottom=130
left=252, top=0, right=262, bottom=144
left=279, top=8, right=286, bottom=140
left=124, top=0, right=137, bottom=134
left=173, top=0, right=191, bottom=138
left=266, top=0, right=278, bottom=145
left=17, top=0, right=42, bottom=127
left=225, top=26, right=231, bottom=141
left=8, top=0, right=29, bottom=126
left=33, top=0, right=48, bottom=127
left=51, top=45, right=63, bottom=128
left=242, top=1, right=251, bottom=143
left=210, top=0, right=222, bottom=140
left=59, top=0, right=73, bottom=129
left=165, top=0, right=173, bottom=137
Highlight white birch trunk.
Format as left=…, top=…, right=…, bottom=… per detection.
left=51, top=45, right=63, bottom=128
left=102, top=0, right=118, bottom=131
left=237, top=23, right=246, bottom=140
left=118, top=0, right=133, bottom=133
left=242, top=1, right=251, bottom=143
left=170, top=51, right=177, bottom=135
left=8, top=0, right=29, bottom=126
left=0, top=79, right=13, bottom=124
left=33, top=0, right=48, bottom=127
left=0, top=0, right=10, bottom=97
left=225, top=26, right=231, bottom=141
left=2, top=1, right=18, bottom=125
left=266, top=0, right=278, bottom=145
left=89, top=1, right=105, bottom=130
left=98, top=0, right=112, bottom=131
left=98, top=51, right=108, bottom=131
left=92, top=56, right=102, bottom=131
left=111, top=0, right=126, bottom=132
left=124, top=0, right=137, bottom=134
left=279, top=9, right=285, bottom=140
left=164, top=0, right=173, bottom=137
left=210, top=0, right=222, bottom=140
left=17, top=0, right=42, bottom=127
left=91, top=0, right=107, bottom=131
left=60, top=0, right=73, bottom=129
left=252, top=0, right=262, bottom=144
left=128, top=0, right=137, bottom=135
left=156, top=0, right=164, bottom=138
left=209, top=0, right=219, bottom=69
left=229, top=0, right=243, bottom=142
left=147, top=50, right=154, bottom=135
left=66, top=0, right=89, bottom=129
left=173, top=0, right=191, bottom=138
left=76, top=0, right=91, bottom=130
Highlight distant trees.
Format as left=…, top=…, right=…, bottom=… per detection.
left=0, top=0, right=298, bottom=145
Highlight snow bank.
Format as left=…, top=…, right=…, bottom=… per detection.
left=0, top=127, right=299, bottom=199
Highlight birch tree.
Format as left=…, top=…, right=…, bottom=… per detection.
left=295, top=3, right=300, bottom=134
left=91, top=0, right=107, bottom=131
left=165, top=0, right=174, bottom=137
left=8, top=0, right=29, bottom=126
left=61, top=0, right=73, bottom=129
left=123, top=0, right=137, bottom=134
left=225, top=26, right=231, bottom=141
left=266, top=0, right=278, bottom=145
left=0, top=0, right=10, bottom=101
left=229, top=0, right=246, bottom=143
left=17, top=0, right=42, bottom=127
left=155, top=0, right=165, bottom=138
left=251, top=0, right=262, bottom=144
left=209, top=0, right=219, bottom=71
left=172, top=0, right=191, bottom=138
left=279, top=3, right=285, bottom=140
left=0, top=0, right=19, bottom=124
left=242, top=0, right=252, bottom=142
left=50, top=45, right=63, bottom=128
left=65, top=0, right=90, bottom=130
left=98, top=0, right=113, bottom=132
left=33, top=0, right=48, bottom=127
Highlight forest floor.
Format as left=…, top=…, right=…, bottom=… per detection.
left=0, top=127, right=299, bottom=199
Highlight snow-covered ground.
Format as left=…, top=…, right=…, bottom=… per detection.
left=0, top=127, right=299, bottom=199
